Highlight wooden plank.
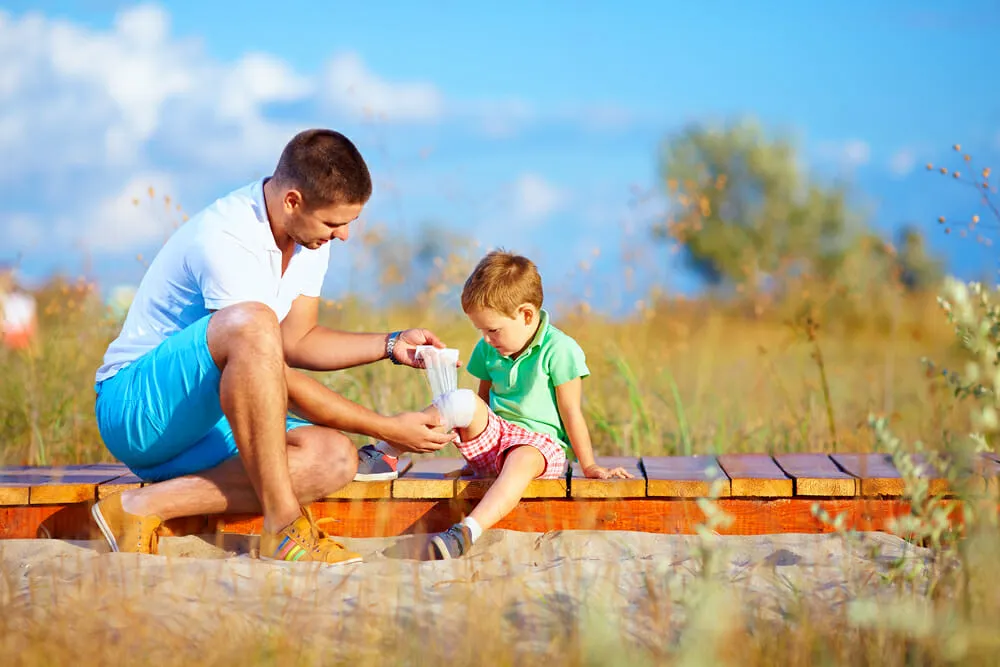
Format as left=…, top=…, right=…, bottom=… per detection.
left=0, top=495, right=969, bottom=540
left=831, top=453, right=903, bottom=496
left=391, top=457, right=462, bottom=499
left=454, top=475, right=568, bottom=500
left=569, top=456, right=645, bottom=498
left=642, top=456, right=730, bottom=497
left=97, top=472, right=145, bottom=499
left=717, top=454, right=793, bottom=497
left=144, top=498, right=924, bottom=540
left=26, top=465, right=125, bottom=504
left=323, top=456, right=413, bottom=500
left=0, top=478, right=30, bottom=505
left=773, top=453, right=857, bottom=496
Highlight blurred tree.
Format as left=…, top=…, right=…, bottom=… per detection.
left=653, top=118, right=859, bottom=302
left=893, top=224, right=944, bottom=292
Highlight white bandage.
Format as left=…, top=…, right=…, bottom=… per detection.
left=433, top=388, right=477, bottom=430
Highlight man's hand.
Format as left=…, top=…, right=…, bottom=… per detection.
left=583, top=464, right=633, bottom=480
left=390, top=328, right=463, bottom=369
left=383, top=411, right=457, bottom=453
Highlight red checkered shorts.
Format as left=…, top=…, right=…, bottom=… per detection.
left=455, top=410, right=567, bottom=479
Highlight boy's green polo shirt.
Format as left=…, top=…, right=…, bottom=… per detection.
left=465, top=309, right=589, bottom=456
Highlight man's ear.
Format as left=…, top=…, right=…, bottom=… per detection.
left=283, top=188, right=305, bottom=211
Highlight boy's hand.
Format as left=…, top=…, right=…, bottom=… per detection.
left=583, top=464, right=633, bottom=480
left=393, top=328, right=464, bottom=369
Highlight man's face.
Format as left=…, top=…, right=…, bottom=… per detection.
left=283, top=192, right=365, bottom=250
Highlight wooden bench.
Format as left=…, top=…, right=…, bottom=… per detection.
left=1, top=453, right=998, bottom=540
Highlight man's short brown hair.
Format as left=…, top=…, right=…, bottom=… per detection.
left=272, top=129, right=372, bottom=207
left=461, top=250, right=544, bottom=317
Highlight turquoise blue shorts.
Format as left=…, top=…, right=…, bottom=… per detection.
left=94, top=314, right=312, bottom=482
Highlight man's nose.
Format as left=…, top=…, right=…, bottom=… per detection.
left=333, top=226, right=350, bottom=241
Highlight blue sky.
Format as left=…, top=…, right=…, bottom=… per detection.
left=1, top=0, right=998, bottom=315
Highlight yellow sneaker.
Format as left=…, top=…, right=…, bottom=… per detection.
left=91, top=492, right=163, bottom=554
left=259, top=507, right=362, bottom=565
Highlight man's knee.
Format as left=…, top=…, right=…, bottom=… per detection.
left=292, top=427, right=358, bottom=492
left=206, top=302, right=281, bottom=366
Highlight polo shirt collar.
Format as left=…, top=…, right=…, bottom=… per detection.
left=517, top=308, right=551, bottom=357
left=249, top=178, right=282, bottom=253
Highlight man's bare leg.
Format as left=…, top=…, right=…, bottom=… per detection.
left=122, top=426, right=358, bottom=521
left=119, top=303, right=301, bottom=533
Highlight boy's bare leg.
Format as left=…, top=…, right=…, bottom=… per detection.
left=466, top=445, right=545, bottom=530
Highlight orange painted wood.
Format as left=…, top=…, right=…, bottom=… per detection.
left=642, top=456, right=730, bottom=497
left=831, top=453, right=913, bottom=496
left=570, top=457, right=645, bottom=498
left=0, top=497, right=931, bottom=539
left=392, top=458, right=465, bottom=499
left=0, top=503, right=95, bottom=539
left=717, top=454, right=793, bottom=497
left=773, top=454, right=857, bottom=496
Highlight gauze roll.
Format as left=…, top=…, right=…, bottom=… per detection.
left=415, top=345, right=460, bottom=398
left=415, top=345, right=473, bottom=430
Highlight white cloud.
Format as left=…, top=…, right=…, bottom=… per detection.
left=888, top=148, right=917, bottom=177
left=511, top=174, right=569, bottom=222
left=817, top=138, right=871, bottom=170
left=322, top=52, right=444, bottom=122
left=82, top=172, right=181, bottom=253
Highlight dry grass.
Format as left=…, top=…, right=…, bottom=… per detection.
left=0, top=278, right=966, bottom=465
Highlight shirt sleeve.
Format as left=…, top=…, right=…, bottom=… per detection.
left=187, top=231, right=277, bottom=313
left=547, top=335, right=590, bottom=386
left=465, top=339, right=491, bottom=382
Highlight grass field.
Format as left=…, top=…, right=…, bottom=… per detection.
left=0, top=276, right=969, bottom=466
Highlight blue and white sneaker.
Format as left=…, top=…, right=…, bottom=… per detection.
left=429, top=523, right=473, bottom=560
left=354, top=443, right=400, bottom=481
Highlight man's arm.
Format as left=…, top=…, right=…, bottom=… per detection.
left=285, top=365, right=455, bottom=452
left=281, top=296, right=391, bottom=371
left=281, top=295, right=451, bottom=372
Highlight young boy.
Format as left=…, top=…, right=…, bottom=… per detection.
left=355, top=249, right=632, bottom=559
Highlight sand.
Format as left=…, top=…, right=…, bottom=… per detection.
left=0, top=530, right=934, bottom=663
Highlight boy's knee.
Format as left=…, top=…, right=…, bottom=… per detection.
left=434, top=388, right=477, bottom=430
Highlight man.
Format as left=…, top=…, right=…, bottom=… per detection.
left=91, top=129, right=456, bottom=565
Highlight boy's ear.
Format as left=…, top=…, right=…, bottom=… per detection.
left=519, top=303, right=537, bottom=324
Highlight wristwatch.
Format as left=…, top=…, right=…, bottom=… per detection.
left=385, top=331, right=404, bottom=365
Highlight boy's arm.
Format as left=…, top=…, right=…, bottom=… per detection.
left=476, top=379, right=492, bottom=404
left=554, top=378, right=632, bottom=480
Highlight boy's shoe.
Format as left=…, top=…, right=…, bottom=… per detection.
left=91, top=492, right=163, bottom=554
left=259, top=508, right=363, bottom=565
left=429, top=522, right=473, bottom=560
left=354, top=443, right=400, bottom=481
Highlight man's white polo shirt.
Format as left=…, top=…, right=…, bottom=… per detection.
left=95, top=179, right=331, bottom=383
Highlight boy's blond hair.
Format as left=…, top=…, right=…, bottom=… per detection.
left=461, top=250, right=543, bottom=318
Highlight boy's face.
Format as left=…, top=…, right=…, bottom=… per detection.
left=466, top=305, right=539, bottom=359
